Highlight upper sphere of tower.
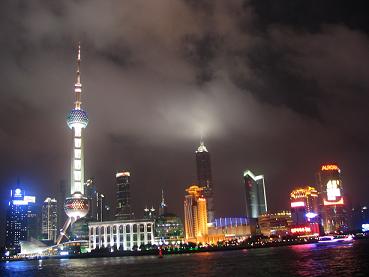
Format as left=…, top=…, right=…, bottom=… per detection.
left=67, top=108, right=88, bottom=129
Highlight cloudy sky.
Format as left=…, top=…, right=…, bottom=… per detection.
left=1, top=0, right=369, bottom=242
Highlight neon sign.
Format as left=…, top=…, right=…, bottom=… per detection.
left=291, top=201, right=305, bottom=208
left=291, top=227, right=311, bottom=233
left=321, top=164, right=340, bottom=171
left=324, top=198, right=344, bottom=206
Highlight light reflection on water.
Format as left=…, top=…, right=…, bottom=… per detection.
left=1, top=240, right=368, bottom=277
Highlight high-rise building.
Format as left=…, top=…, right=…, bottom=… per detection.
left=290, top=186, right=319, bottom=225
left=85, top=178, right=98, bottom=221
left=115, top=171, right=133, bottom=220
left=5, top=188, right=36, bottom=255
left=57, top=180, right=67, bottom=231
left=159, top=189, right=167, bottom=216
left=41, top=198, right=58, bottom=243
left=258, top=211, right=292, bottom=237
left=183, top=185, right=208, bottom=243
left=195, top=140, right=215, bottom=223
left=317, top=164, right=348, bottom=233
left=243, top=170, right=268, bottom=219
left=155, top=213, right=184, bottom=244
left=57, top=44, right=89, bottom=245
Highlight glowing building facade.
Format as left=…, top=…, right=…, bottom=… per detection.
left=195, top=141, right=215, bottom=223
left=184, top=185, right=208, bottom=243
left=57, top=44, right=89, bottom=245
left=243, top=170, right=268, bottom=219
left=290, top=186, right=319, bottom=225
left=42, top=198, right=58, bottom=243
left=5, top=188, right=36, bottom=255
left=89, top=219, right=155, bottom=251
left=116, top=172, right=133, bottom=220
left=317, top=164, right=348, bottom=233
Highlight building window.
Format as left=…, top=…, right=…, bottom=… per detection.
left=100, top=226, right=104, bottom=234
left=74, top=149, right=81, bottom=159
left=119, top=225, right=123, bottom=234
left=126, top=225, right=130, bottom=233
left=74, top=170, right=81, bottom=181
left=133, top=234, right=137, bottom=241
left=126, top=234, right=130, bottom=242
left=75, top=127, right=81, bottom=137
left=147, top=233, right=151, bottom=241
left=140, top=224, right=145, bottom=232
left=74, top=138, right=81, bottom=148
left=113, top=226, right=117, bottom=234
left=133, top=224, right=137, bottom=233
left=140, top=234, right=144, bottom=241
left=107, top=226, right=111, bottom=234
left=147, top=224, right=151, bottom=232
left=75, top=160, right=81, bottom=170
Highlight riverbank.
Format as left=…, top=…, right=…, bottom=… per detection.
left=3, top=235, right=367, bottom=262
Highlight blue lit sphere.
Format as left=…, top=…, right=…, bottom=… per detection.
left=67, top=109, right=88, bottom=129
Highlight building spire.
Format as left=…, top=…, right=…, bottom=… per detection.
left=161, top=189, right=166, bottom=206
left=74, top=42, right=82, bottom=109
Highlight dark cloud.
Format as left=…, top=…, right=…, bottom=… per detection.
left=1, top=0, right=369, bottom=244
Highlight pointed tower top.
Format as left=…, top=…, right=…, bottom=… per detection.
left=161, top=189, right=167, bottom=207
left=196, top=140, right=208, bottom=153
left=74, top=42, right=82, bottom=109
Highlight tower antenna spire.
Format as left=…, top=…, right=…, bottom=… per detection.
left=74, top=42, right=82, bottom=109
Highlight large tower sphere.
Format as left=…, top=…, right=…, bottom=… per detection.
left=67, top=109, right=88, bottom=129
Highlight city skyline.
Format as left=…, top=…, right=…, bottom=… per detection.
left=1, top=0, right=369, bottom=247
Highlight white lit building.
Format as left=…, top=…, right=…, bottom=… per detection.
left=88, top=219, right=155, bottom=251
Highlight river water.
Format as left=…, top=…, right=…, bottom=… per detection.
left=2, top=240, right=369, bottom=276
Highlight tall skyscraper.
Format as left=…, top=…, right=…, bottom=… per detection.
left=85, top=178, right=98, bottom=221
left=317, top=164, right=348, bottom=233
left=115, top=171, right=133, bottom=220
left=290, top=186, right=319, bottom=225
left=243, top=170, right=268, bottom=219
left=184, top=185, right=208, bottom=243
left=195, top=140, right=215, bottom=223
left=57, top=44, right=89, bottom=245
left=57, top=180, right=67, bottom=231
left=5, top=188, right=36, bottom=255
left=42, top=198, right=58, bottom=243
left=159, top=189, right=167, bottom=216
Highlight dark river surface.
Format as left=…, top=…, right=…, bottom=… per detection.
left=2, top=239, right=369, bottom=276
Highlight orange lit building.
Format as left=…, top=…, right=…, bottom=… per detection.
left=290, top=186, right=319, bottom=225
left=317, top=164, right=348, bottom=233
left=258, top=211, right=292, bottom=237
left=184, top=185, right=208, bottom=243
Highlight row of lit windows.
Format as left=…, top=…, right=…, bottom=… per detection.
left=90, top=224, right=152, bottom=235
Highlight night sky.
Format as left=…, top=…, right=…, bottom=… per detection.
left=1, top=0, right=369, bottom=244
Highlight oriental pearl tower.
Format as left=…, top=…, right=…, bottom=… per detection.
left=57, top=44, right=89, bottom=245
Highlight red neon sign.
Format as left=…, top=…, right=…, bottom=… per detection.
left=323, top=198, right=344, bottom=206
left=291, top=227, right=311, bottom=234
left=291, top=201, right=305, bottom=208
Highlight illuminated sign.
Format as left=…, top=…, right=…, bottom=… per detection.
left=116, top=172, right=130, bottom=178
left=13, top=188, right=23, bottom=198
left=291, top=201, right=305, bottom=208
left=305, top=212, right=318, bottom=219
left=326, top=180, right=341, bottom=201
left=291, top=227, right=311, bottom=234
left=323, top=198, right=344, bottom=206
left=362, top=224, right=369, bottom=232
left=12, top=200, right=28, bottom=205
left=24, top=196, right=36, bottom=203
left=321, top=164, right=340, bottom=171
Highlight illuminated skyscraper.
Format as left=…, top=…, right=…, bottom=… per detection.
left=57, top=44, right=89, bottom=245
left=290, top=186, right=319, bottom=225
left=243, top=170, right=267, bottom=219
left=317, top=164, right=348, bottom=233
left=184, top=185, right=208, bottom=243
left=42, top=198, right=58, bottom=243
left=195, top=140, right=214, bottom=223
left=116, top=171, right=133, bottom=220
left=159, top=189, right=167, bottom=216
left=5, top=188, right=36, bottom=255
